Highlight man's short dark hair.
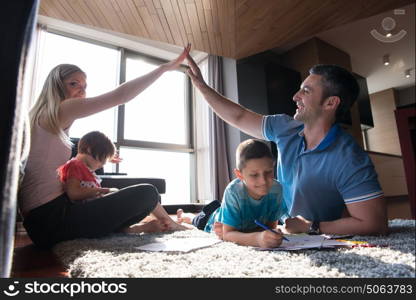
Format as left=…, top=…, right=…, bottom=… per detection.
left=78, top=131, right=115, bottom=162
left=309, top=64, right=360, bottom=122
left=236, top=139, right=274, bottom=170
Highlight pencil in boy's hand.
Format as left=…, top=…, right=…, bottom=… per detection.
left=254, top=219, right=289, bottom=241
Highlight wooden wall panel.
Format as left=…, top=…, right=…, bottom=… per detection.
left=185, top=0, right=205, bottom=50
left=84, top=0, right=114, bottom=30
left=135, top=0, right=160, bottom=41
left=114, top=0, right=148, bottom=38
left=160, top=0, right=185, bottom=45
left=234, top=0, right=413, bottom=59
left=202, top=0, right=217, bottom=55
left=369, top=152, right=408, bottom=196
left=176, top=0, right=196, bottom=48
left=367, top=89, right=402, bottom=156
left=39, top=0, right=413, bottom=59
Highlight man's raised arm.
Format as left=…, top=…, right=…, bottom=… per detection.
left=187, top=54, right=264, bottom=139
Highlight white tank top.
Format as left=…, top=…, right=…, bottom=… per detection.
left=19, top=123, right=71, bottom=216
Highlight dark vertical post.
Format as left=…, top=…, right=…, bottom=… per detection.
left=0, top=0, right=39, bottom=278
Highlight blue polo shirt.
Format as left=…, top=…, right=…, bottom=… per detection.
left=262, top=114, right=383, bottom=221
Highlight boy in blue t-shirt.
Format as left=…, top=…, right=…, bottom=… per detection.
left=177, top=139, right=288, bottom=248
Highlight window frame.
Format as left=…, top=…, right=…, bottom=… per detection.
left=118, top=49, right=194, bottom=153
left=117, top=49, right=196, bottom=203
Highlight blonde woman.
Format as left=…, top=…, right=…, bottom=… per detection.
left=19, top=45, right=190, bottom=248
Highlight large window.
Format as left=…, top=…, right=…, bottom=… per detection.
left=118, top=148, right=191, bottom=204
left=33, top=30, right=194, bottom=204
left=124, top=55, right=189, bottom=145
left=118, top=52, right=192, bottom=204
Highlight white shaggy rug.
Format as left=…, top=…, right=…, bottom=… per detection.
left=53, top=219, right=415, bottom=278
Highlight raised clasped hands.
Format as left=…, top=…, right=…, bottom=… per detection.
left=185, top=51, right=206, bottom=89
left=162, top=43, right=191, bottom=71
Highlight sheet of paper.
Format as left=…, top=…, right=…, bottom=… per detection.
left=322, top=239, right=355, bottom=247
left=258, top=235, right=329, bottom=251
left=135, top=238, right=221, bottom=253
left=257, top=234, right=369, bottom=251
left=322, top=234, right=354, bottom=239
left=323, top=239, right=370, bottom=247
left=278, top=235, right=327, bottom=250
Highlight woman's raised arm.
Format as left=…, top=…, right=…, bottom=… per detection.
left=59, top=44, right=191, bottom=128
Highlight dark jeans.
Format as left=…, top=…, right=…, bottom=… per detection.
left=23, top=184, right=160, bottom=249
left=192, top=200, right=221, bottom=230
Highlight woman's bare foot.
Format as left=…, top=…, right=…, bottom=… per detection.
left=176, top=209, right=194, bottom=224
left=156, top=216, right=191, bottom=231
left=123, top=219, right=168, bottom=234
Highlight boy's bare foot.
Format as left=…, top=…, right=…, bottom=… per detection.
left=214, top=222, right=224, bottom=240
left=176, top=209, right=194, bottom=224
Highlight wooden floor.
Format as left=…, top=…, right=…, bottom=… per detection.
left=11, top=198, right=414, bottom=278
left=12, top=232, right=68, bottom=277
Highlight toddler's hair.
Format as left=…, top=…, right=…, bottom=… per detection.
left=236, top=139, right=273, bottom=170
left=78, top=131, right=115, bottom=162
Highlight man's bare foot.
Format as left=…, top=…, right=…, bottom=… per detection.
left=176, top=209, right=194, bottom=224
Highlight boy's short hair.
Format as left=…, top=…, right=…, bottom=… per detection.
left=78, top=131, right=115, bottom=162
left=236, top=139, right=274, bottom=170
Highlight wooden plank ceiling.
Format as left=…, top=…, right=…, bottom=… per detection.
left=39, top=0, right=414, bottom=59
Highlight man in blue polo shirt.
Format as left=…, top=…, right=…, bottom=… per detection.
left=187, top=54, right=387, bottom=236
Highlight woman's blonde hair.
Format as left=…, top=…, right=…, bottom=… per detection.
left=29, top=64, right=85, bottom=147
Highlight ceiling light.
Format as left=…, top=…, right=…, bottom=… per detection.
left=386, top=32, right=392, bottom=37
left=383, top=54, right=390, bottom=66
left=405, top=69, right=411, bottom=78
